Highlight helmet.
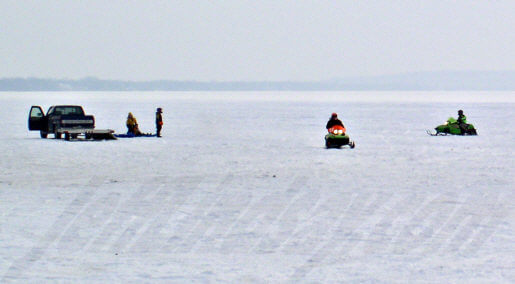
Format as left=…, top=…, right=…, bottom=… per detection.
left=331, top=112, right=338, bottom=117
left=157, top=108, right=162, bottom=113
left=458, top=110, right=463, bottom=115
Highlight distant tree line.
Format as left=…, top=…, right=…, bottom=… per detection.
left=1, top=71, right=514, bottom=91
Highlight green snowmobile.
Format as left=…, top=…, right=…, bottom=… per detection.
left=428, top=117, right=477, bottom=136
left=325, top=125, right=355, bottom=148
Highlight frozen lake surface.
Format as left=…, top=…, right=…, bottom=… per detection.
left=1, top=91, right=514, bottom=282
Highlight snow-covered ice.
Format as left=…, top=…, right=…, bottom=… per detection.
left=0, top=91, right=514, bottom=282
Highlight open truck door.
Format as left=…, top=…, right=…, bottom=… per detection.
left=28, top=106, right=48, bottom=138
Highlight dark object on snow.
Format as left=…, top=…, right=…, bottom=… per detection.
left=114, top=133, right=156, bottom=138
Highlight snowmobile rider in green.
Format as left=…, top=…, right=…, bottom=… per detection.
left=326, top=113, right=345, bottom=130
left=156, top=108, right=163, bottom=137
left=457, top=109, right=467, bottom=134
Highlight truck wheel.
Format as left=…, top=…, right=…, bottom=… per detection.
left=40, top=131, right=48, bottom=138
left=55, top=132, right=62, bottom=139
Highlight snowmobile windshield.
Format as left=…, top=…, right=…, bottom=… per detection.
left=447, top=117, right=457, bottom=124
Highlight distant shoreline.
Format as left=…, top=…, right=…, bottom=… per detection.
left=1, top=71, right=514, bottom=91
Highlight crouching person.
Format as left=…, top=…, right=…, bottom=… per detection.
left=126, top=112, right=143, bottom=136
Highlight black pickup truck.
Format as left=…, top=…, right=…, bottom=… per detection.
left=28, top=105, right=114, bottom=140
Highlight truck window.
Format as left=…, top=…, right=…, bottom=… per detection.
left=30, top=107, right=43, bottom=117
left=53, top=106, right=85, bottom=116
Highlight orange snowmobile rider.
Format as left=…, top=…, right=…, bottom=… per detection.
left=326, top=113, right=345, bottom=130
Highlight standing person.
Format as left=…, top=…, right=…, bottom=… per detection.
left=326, top=112, right=345, bottom=130
left=156, top=108, right=163, bottom=137
left=457, top=109, right=467, bottom=134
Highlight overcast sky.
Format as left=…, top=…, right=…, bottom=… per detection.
left=1, top=1, right=513, bottom=81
